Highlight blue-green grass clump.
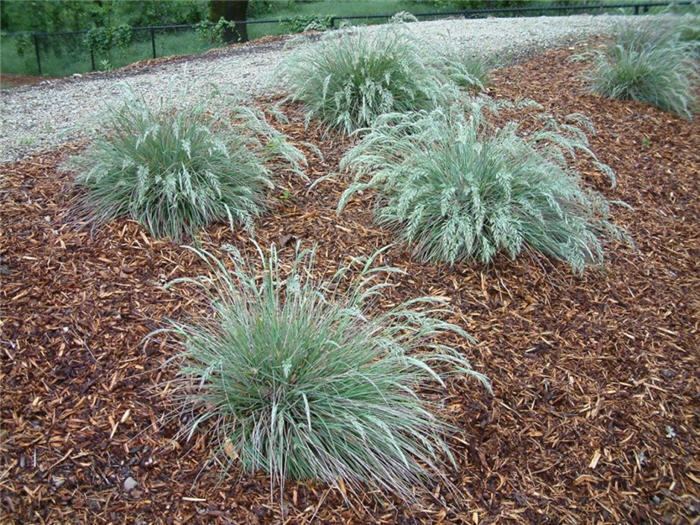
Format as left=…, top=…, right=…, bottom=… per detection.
left=588, top=21, right=698, bottom=118
left=281, top=27, right=449, bottom=134
left=158, top=244, right=489, bottom=499
left=427, top=41, right=492, bottom=92
left=72, top=93, right=305, bottom=241
left=338, top=99, right=627, bottom=273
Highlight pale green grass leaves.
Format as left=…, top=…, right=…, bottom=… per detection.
left=339, top=99, right=627, bottom=273
left=157, top=244, right=489, bottom=499
left=71, top=91, right=305, bottom=241
left=588, top=20, right=698, bottom=118
left=280, top=27, right=451, bottom=134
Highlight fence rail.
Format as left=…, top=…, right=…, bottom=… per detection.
left=1, top=0, right=694, bottom=76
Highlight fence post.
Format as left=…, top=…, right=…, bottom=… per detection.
left=90, top=48, right=96, bottom=71
left=150, top=28, right=156, bottom=58
left=634, top=5, right=639, bottom=14
left=33, top=33, right=42, bottom=75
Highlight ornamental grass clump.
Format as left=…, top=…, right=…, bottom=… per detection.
left=71, top=93, right=305, bottom=241
left=157, top=244, right=489, bottom=499
left=338, top=99, right=626, bottom=273
left=441, top=53, right=491, bottom=92
left=280, top=27, right=448, bottom=134
left=587, top=21, right=698, bottom=118
left=427, top=42, right=492, bottom=92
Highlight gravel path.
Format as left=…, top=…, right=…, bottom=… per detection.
left=0, top=14, right=637, bottom=163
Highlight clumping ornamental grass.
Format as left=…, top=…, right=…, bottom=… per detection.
left=338, top=98, right=627, bottom=273
left=587, top=21, right=698, bottom=118
left=441, top=53, right=491, bottom=92
left=426, top=40, right=492, bottom=92
left=156, top=244, right=490, bottom=499
left=281, top=27, right=449, bottom=134
left=71, top=92, right=305, bottom=241
left=679, top=14, right=700, bottom=50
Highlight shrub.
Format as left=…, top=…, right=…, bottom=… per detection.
left=389, top=11, right=419, bottom=24
left=158, top=244, right=489, bottom=499
left=71, top=93, right=305, bottom=241
left=587, top=22, right=698, bottom=118
left=338, top=99, right=626, bottom=273
left=280, top=15, right=334, bottom=33
left=280, top=27, right=449, bottom=134
left=195, top=17, right=239, bottom=44
left=84, top=24, right=133, bottom=56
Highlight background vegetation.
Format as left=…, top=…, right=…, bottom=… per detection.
left=0, top=0, right=680, bottom=79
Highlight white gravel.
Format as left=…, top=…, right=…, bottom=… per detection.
left=0, top=14, right=638, bottom=163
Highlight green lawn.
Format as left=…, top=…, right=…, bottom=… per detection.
left=253, top=0, right=461, bottom=22
left=1, top=30, right=220, bottom=76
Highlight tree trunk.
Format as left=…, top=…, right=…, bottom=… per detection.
left=210, top=0, right=248, bottom=43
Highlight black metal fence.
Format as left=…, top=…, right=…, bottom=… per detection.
left=0, top=0, right=694, bottom=77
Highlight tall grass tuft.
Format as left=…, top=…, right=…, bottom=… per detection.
left=338, top=99, right=626, bottom=273
left=280, top=27, right=449, bottom=134
left=679, top=14, right=700, bottom=48
left=157, top=244, right=489, bottom=499
left=71, top=92, right=305, bottom=241
left=587, top=21, right=698, bottom=118
left=427, top=40, right=492, bottom=92
left=441, top=53, right=491, bottom=92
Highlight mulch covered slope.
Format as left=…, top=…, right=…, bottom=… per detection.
left=1, top=45, right=699, bottom=524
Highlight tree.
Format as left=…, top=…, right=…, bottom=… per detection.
left=0, top=0, right=208, bottom=32
left=209, top=0, right=248, bottom=43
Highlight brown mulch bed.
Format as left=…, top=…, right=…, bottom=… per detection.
left=1, top=45, right=699, bottom=524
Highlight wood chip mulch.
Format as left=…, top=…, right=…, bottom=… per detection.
left=1, top=44, right=699, bottom=524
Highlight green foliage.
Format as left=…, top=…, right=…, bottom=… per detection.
left=194, top=17, right=239, bottom=44
left=11, top=33, right=33, bottom=57
left=0, top=0, right=208, bottom=33
left=338, top=99, right=626, bottom=273
left=84, top=24, right=133, bottom=55
left=98, top=59, right=114, bottom=72
left=71, top=92, right=305, bottom=241
left=158, top=244, right=489, bottom=498
left=587, top=21, right=698, bottom=118
left=281, top=27, right=451, bottom=134
left=389, top=11, right=419, bottom=23
left=281, top=15, right=334, bottom=33
left=122, top=0, right=208, bottom=27
left=1, top=0, right=208, bottom=74
left=248, top=0, right=279, bottom=18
